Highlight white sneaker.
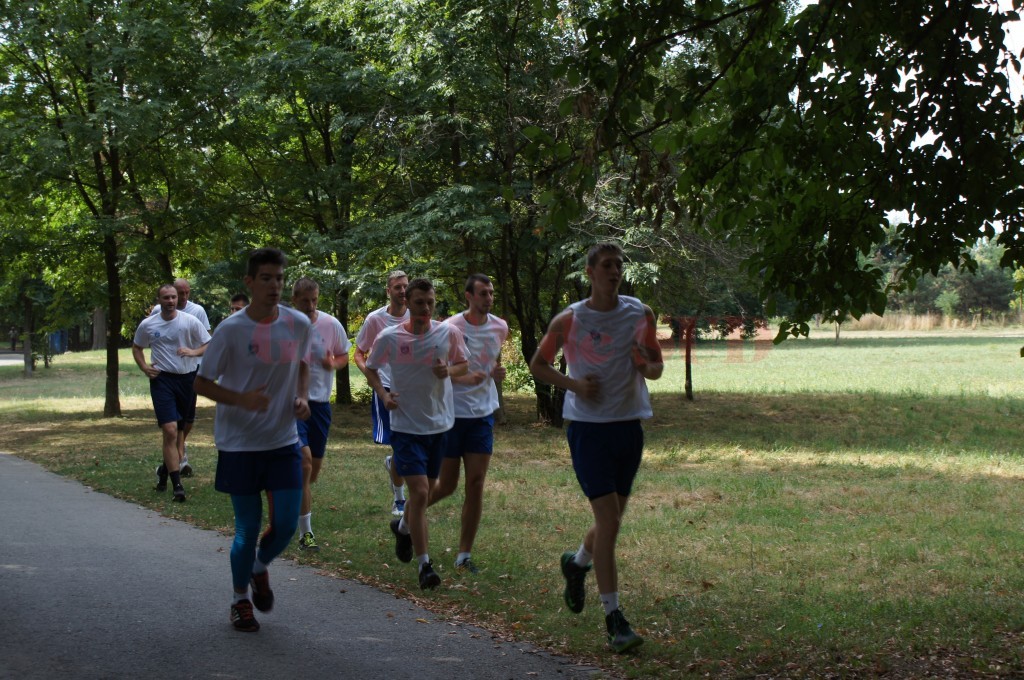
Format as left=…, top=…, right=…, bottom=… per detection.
left=391, top=499, right=406, bottom=517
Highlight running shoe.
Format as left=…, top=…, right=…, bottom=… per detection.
left=391, top=499, right=406, bottom=517
left=299, top=531, right=320, bottom=552
left=605, top=608, right=643, bottom=653
left=419, top=561, right=441, bottom=590
left=250, top=570, right=274, bottom=612
left=180, top=457, right=193, bottom=478
left=154, top=464, right=167, bottom=492
left=390, top=518, right=413, bottom=563
left=560, top=550, right=591, bottom=614
left=455, top=558, right=480, bottom=575
left=230, top=599, right=260, bottom=632
left=172, top=484, right=186, bottom=502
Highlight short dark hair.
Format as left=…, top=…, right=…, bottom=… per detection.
left=230, top=293, right=249, bottom=305
left=157, top=283, right=177, bottom=298
left=406, top=277, right=434, bottom=296
left=586, top=242, right=623, bottom=268
left=247, top=248, right=287, bottom=278
left=465, top=273, right=492, bottom=293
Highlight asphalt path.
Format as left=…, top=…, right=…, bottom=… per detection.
left=0, top=454, right=602, bottom=680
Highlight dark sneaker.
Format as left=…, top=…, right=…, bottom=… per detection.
left=560, top=551, right=591, bottom=614
left=298, top=531, right=320, bottom=552
left=250, top=570, right=274, bottom=612
left=455, top=558, right=480, bottom=575
left=605, top=608, right=643, bottom=653
left=154, top=464, right=167, bottom=492
left=180, top=459, right=193, bottom=478
left=172, top=484, right=186, bottom=502
left=419, top=561, right=441, bottom=590
left=390, top=518, right=413, bottom=563
left=230, top=599, right=260, bottom=632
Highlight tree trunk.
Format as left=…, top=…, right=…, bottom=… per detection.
left=684, top=318, right=694, bottom=401
left=334, top=287, right=352, bottom=405
left=22, top=293, right=32, bottom=377
left=102, top=234, right=122, bottom=417
left=92, top=308, right=106, bottom=350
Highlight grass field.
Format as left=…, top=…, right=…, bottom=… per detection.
left=3, top=329, right=1024, bottom=678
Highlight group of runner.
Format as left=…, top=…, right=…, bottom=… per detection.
left=130, top=242, right=664, bottom=653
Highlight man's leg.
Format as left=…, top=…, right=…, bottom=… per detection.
left=228, top=493, right=263, bottom=632
left=156, top=421, right=186, bottom=501
left=300, top=446, right=314, bottom=515
left=458, top=452, right=491, bottom=555
left=160, top=422, right=179, bottom=473
left=586, top=493, right=629, bottom=596
left=403, top=474, right=431, bottom=558
left=257, top=487, right=303, bottom=564
left=229, top=493, right=263, bottom=594
left=298, top=446, right=322, bottom=551
left=178, top=421, right=194, bottom=475
left=429, top=457, right=461, bottom=505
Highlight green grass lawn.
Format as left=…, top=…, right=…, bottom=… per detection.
left=3, top=330, right=1024, bottom=678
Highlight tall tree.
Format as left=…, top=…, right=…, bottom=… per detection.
left=0, top=0, right=250, bottom=415
left=531, top=0, right=1024, bottom=339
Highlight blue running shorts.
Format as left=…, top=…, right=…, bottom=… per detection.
left=390, top=430, right=447, bottom=479
left=566, top=420, right=644, bottom=500
left=149, top=370, right=197, bottom=427
left=215, top=443, right=303, bottom=495
left=297, top=400, right=332, bottom=459
left=444, top=414, right=495, bottom=458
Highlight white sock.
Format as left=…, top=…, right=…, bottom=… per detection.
left=393, top=485, right=405, bottom=502
left=600, top=592, right=619, bottom=616
left=455, top=552, right=471, bottom=565
left=573, top=543, right=592, bottom=567
left=398, top=516, right=410, bottom=534
left=232, top=590, right=248, bottom=604
left=418, top=554, right=431, bottom=569
left=252, top=559, right=268, bottom=576
left=299, top=512, right=312, bottom=535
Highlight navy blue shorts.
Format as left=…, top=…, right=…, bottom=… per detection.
left=297, top=400, right=332, bottom=459
left=444, top=415, right=495, bottom=458
left=566, top=420, right=644, bottom=500
left=215, top=443, right=303, bottom=495
left=371, top=389, right=392, bottom=445
left=149, top=371, right=197, bottom=427
left=390, top=431, right=447, bottom=479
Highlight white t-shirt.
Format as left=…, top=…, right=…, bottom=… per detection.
left=150, top=299, right=211, bottom=331
left=355, top=305, right=409, bottom=388
left=366, top=321, right=467, bottom=435
left=197, top=306, right=312, bottom=451
left=133, top=312, right=211, bottom=374
left=445, top=312, right=509, bottom=418
left=307, top=311, right=352, bottom=403
left=562, top=296, right=653, bottom=423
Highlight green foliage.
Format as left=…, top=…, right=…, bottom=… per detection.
left=528, top=0, right=1024, bottom=341
left=935, top=289, right=961, bottom=318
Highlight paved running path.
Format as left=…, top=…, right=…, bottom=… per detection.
left=0, top=454, right=600, bottom=680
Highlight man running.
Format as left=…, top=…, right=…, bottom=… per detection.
left=132, top=283, right=211, bottom=502
left=365, top=278, right=468, bottom=590
left=291, top=277, right=351, bottom=551
left=354, top=270, right=410, bottom=516
left=194, top=248, right=312, bottom=633
left=429, top=274, right=508, bottom=574
left=529, top=242, right=664, bottom=654
left=149, top=277, right=211, bottom=477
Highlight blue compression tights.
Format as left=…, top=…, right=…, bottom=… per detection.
left=229, top=489, right=302, bottom=591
